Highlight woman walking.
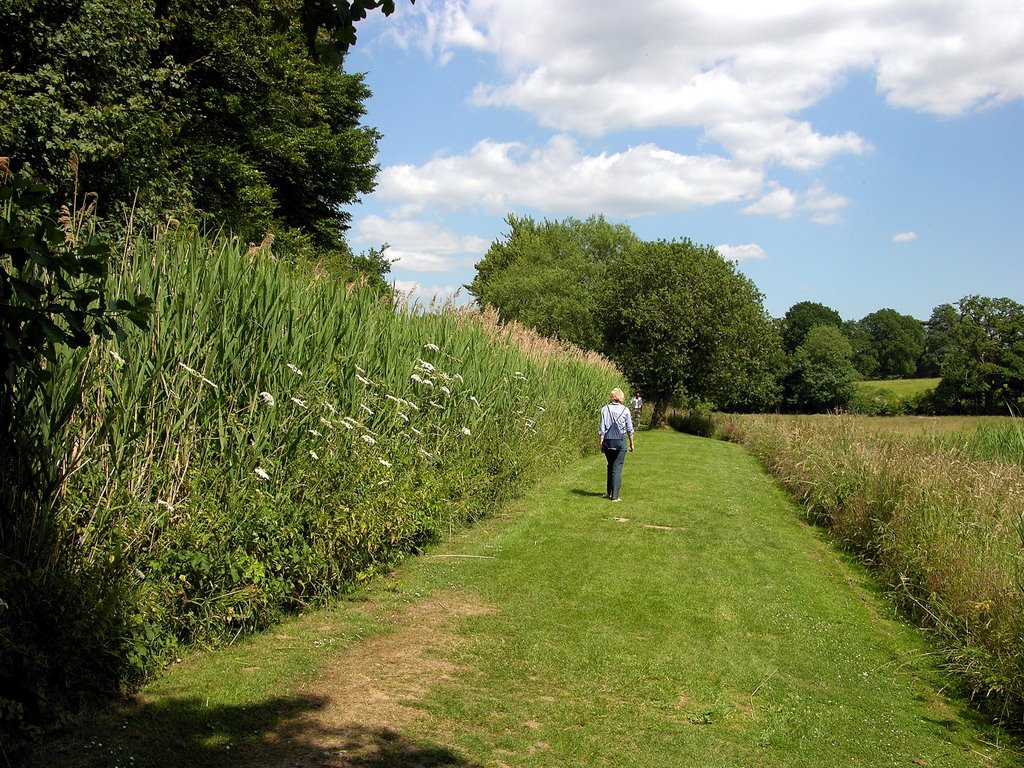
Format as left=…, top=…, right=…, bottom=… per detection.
left=599, top=387, right=635, bottom=502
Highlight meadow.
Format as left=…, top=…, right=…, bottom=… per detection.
left=24, top=430, right=1022, bottom=767
left=715, top=412, right=1024, bottom=727
left=1, top=226, right=621, bottom=738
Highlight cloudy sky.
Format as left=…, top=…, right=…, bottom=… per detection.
left=344, top=0, right=1023, bottom=321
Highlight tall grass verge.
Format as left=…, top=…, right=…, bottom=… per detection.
left=1, top=226, right=620, bottom=740
left=718, top=413, right=1024, bottom=729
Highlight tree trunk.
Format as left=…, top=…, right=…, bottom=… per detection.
left=650, top=398, right=670, bottom=429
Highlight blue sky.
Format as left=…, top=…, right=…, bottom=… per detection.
left=343, top=0, right=1023, bottom=322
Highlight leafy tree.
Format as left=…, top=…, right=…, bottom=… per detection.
left=600, top=239, right=782, bottom=426
left=934, top=295, right=1024, bottom=414
left=467, top=214, right=640, bottom=350
left=0, top=0, right=393, bottom=266
left=781, top=301, right=844, bottom=354
left=784, top=325, right=858, bottom=412
left=843, top=319, right=878, bottom=379
left=856, top=308, right=925, bottom=378
left=920, top=303, right=957, bottom=377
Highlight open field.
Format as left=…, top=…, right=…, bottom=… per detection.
left=25, top=430, right=1023, bottom=768
left=857, top=378, right=941, bottom=397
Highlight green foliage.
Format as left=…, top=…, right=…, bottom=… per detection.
left=666, top=409, right=718, bottom=438
left=780, top=300, right=843, bottom=354
left=467, top=213, right=639, bottom=351
left=601, top=239, right=782, bottom=425
left=920, top=303, right=958, bottom=377
left=0, top=226, right=618, bottom=741
left=784, top=325, right=857, bottom=412
left=0, top=160, right=152, bottom=739
left=0, top=160, right=151, bottom=378
left=300, top=0, right=414, bottom=64
left=0, top=1, right=387, bottom=272
left=854, top=308, right=925, bottom=378
left=933, top=295, right=1024, bottom=415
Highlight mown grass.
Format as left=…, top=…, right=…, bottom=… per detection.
left=858, top=378, right=941, bottom=398
left=25, top=430, right=1023, bottom=767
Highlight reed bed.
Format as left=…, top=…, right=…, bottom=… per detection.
left=4, top=226, right=620, bottom=731
left=718, top=413, right=1024, bottom=727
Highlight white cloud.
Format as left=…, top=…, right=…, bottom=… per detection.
left=707, top=119, right=871, bottom=169
left=742, top=183, right=797, bottom=217
left=892, top=231, right=918, bottom=243
left=717, top=243, right=768, bottom=262
left=375, top=135, right=764, bottom=217
left=353, top=215, right=488, bottom=273
left=396, top=0, right=1024, bottom=132
left=803, top=182, right=849, bottom=224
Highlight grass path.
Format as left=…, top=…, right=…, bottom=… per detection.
left=28, top=430, right=1023, bottom=767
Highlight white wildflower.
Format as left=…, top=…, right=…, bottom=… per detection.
left=287, top=363, right=303, bottom=376
left=156, top=499, right=174, bottom=510
left=109, top=349, right=126, bottom=365
left=454, top=373, right=463, bottom=383
left=290, top=397, right=307, bottom=409
left=397, top=412, right=409, bottom=422
left=421, top=379, right=434, bottom=389
left=359, top=404, right=374, bottom=415
left=361, top=434, right=376, bottom=445
left=440, top=385, right=451, bottom=396
left=423, top=342, right=440, bottom=352
left=308, top=428, right=322, bottom=437
left=378, top=458, right=392, bottom=468
left=411, top=373, right=424, bottom=384
left=410, top=426, right=423, bottom=436
left=254, top=467, right=270, bottom=481
left=461, top=427, right=472, bottom=436
left=514, top=371, right=527, bottom=381
left=309, top=450, right=319, bottom=460
left=356, top=374, right=373, bottom=386
left=417, top=359, right=435, bottom=373
left=321, top=416, right=335, bottom=428
left=324, top=402, right=338, bottom=415
left=418, top=449, right=433, bottom=458
left=341, top=417, right=357, bottom=430
left=469, top=395, right=480, bottom=405
left=259, top=391, right=275, bottom=407
left=356, top=365, right=366, bottom=374
left=537, top=405, right=546, bottom=412
left=430, top=401, right=444, bottom=410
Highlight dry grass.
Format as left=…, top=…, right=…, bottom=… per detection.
left=719, top=413, right=1024, bottom=727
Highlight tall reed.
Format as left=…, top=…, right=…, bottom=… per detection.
left=4, top=226, right=620, bottom=735
left=719, top=414, right=1024, bottom=727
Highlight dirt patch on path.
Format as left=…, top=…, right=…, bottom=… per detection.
left=251, top=590, right=493, bottom=768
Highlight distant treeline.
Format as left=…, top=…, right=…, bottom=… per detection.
left=468, top=214, right=1024, bottom=417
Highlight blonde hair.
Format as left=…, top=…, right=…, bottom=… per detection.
left=609, top=387, right=625, bottom=403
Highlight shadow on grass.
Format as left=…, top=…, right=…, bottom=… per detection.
left=23, top=694, right=480, bottom=768
left=569, top=488, right=605, bottom=498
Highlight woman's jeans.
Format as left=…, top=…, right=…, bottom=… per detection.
left=603, top=438, right=627, bottom=499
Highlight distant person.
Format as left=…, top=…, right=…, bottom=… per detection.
left=629, top=393, right=643, bottom=424
left=599, top=387, right=635, bottom=502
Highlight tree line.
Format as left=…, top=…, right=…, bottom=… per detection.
left=1, top=0, right=406, bottom=279
left=467, top=214, right=1024, bottom=418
